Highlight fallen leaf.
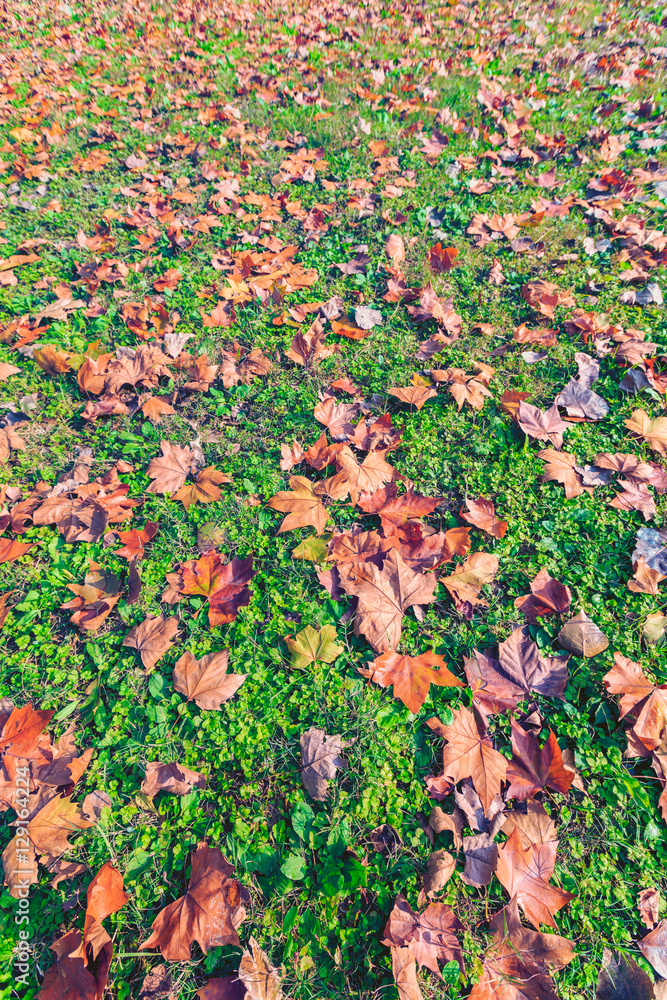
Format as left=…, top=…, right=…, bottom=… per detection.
left=266, top=476, right=328, bottom=535
left=300, top=727, right=352, bottom=801
left=382, top=893, right=463, bottom=975
left=140, top=843, right=249, bottom=961
left=173, top=650, right=247, bottom=710
left=464, top=627, right=569, bottom=715
left=429, top=707, right=507, bottom=812
left=239, top=936, right=283, bottom=1000
left=285, top=625, right=344, bottom=669
left=461, top=497, right=508, bottom=539
left=639, top=920, right=667, bottom=980
left=167, top=552, right=256, bottom=627
left=385, top=234, right=406, bottom=264
left=639, top=887, right=660, bottom=930
left=122, top=616, right=179, bottom=671
left=596, top=949, right=655, bottom=1000
left=440, top=551, right=499, bottom=613
left=557, top=610, right=608, bottom=657
left=518, top=401, right=569, bottom=449
left=172, top=467, right=231, bottom=508
left=538, top=448, right=588, bottom=499
left=141, top=761, right=207, bottom=797
left=338, top=549, right=439, bottom=652
left=423, top=850, right=456, bottom=896
left=146, top=441, right=196, bottom=494
left=514, top=568, right=572, bottom=621
left=603, top=652, right=667, bottom=752
left=388, top=386, right=437, bottom=410
left=471, top=897, right=575, bottom=1000
left=496, top=827, right=575, bottom=929
left=359, top=651, right=462, bottom=713
left=625, top=410, right=667, bottom=457
left=505, top=718, right=575, bottom=799
left=428, top=243, right=459, bottom=272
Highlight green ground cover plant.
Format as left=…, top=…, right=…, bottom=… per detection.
left=2, top=0, right=667, bottom=997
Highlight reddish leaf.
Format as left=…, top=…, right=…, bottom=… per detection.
left=360, top=651, right=462, bottom=713
left=140, top=843, right=249, bottom=961
left=461, top=497, right=508, bottom=539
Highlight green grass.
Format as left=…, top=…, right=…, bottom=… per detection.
left=1, top=0, right=667, bottom=997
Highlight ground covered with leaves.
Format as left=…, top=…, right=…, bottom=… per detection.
left=3, top=0, right=667, bottom=997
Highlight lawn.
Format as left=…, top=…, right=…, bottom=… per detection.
left=1, top=0, right=667, bottom=998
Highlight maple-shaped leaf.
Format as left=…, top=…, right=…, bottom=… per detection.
left=428, top=707, right=507, bottom=812
left=325, top=449, right=397, bottom=504
left=338, top=549, right=438, bottom=652
left=428, top=243, right=459, bottom=272
left=3, top=793, right=92, bottom=896
left=521, top=279, right=574, bottom=319
left=469, top=897, right=575, bottom=1000
left=388, top=947, right=423, bottom=1000
left=196, top=976, right=246, bottom=1000
left=172, top=467, right=231, bottom=508
left=303, top=432, right=344, bottom=471
left=287, top=317, right=338, bottom=367
left=266, top=476, right=328, bottom=535
left=464, top=627, right=568, bottom=715
left=382, top=893, right=463, bottom=976
left=141, top=396, right=176, bottom=423
left=146, top=441, right=196, bottom=494
left=496, top=827, right=575, bottom=929
left=499, top=390, right=530, bottom=420
left=140, top=966, right=177, bottom=1000
left=38, top=932, right=98, bottom=1000
left=610, top=479, right=656, bottom=521
left=285, top=625, right=344, bottom=669
left=105, top=521, right=158, bottom=561
left=431, top=366, right=493, bottom=411
left=441, top=551, right=499, bottom=614
left=169, top=552, right=256, bottom=627
left=300, top=727, right=353, bottom=800
left=173, top=650, right=247, bottom=709
left=537, top=448, right=588, bottom=499
left=625, top=410, right=667, bottom=457
left=514, top=569, right=572, bottom=621
left=518, top=402, right=569, bottom=449
left=313, top=396, right=360, bottom=439
left=603, top=652, right=667, bottom=752
left=184, top=354, right=218, bottom=392
left=140, top=843, right=249, bottom=961
left=0, top=703, right=53, bottom=757
left=388, top=385, right=437, bottom=410
left=360, top=651, right=462, bottom=713
left=461, top=497, right=508, bottom=539
left=123, top=615, right=179, bottom=671
left=505, top=718, right=574, bottom=800
left=385, top=234, right=406, bottom=264
left=141, top=761, right=207, bottom=797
